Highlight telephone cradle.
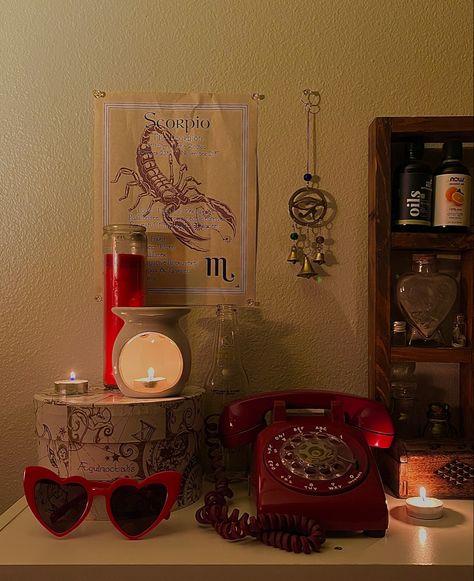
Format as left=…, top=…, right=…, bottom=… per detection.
left=219, top=390, right=395, bottom=537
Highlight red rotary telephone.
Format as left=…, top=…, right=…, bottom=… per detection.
left=219, top=390, right=394, bottom=537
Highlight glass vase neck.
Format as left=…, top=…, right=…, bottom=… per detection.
left=216, top=304, right=236, bottom=318
left=412, top=254, right=438, bottom=274
left=103, top=224, right=146, bottom=234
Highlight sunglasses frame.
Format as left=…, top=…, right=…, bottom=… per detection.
left=24, top=466, right=181, bottom=539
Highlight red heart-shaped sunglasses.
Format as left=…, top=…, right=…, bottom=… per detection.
left=24, top=466, right=181, bottom=539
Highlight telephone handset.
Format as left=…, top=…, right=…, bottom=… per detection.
left=220, top=390, right=393, bottom=449
left=219, top=390, right=394, bottom=536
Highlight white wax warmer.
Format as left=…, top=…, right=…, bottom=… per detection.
left=112, top=307, right=191, bottom=399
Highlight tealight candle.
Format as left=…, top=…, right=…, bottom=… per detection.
left=133, top=367, right=166, bottom=391
left=54, top=371, right=89, bottom=395
left=406, top=487, right=444, bottom=520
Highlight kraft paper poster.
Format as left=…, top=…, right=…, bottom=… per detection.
left=95, top=92, right=258, bottom=305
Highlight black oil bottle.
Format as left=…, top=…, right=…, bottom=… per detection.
left=393, top=140, right=432, bottom=231
left=433, top=141, right=472, bottom=231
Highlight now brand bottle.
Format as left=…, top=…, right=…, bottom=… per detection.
left=433, top=141, right=471, bottom=230
left=393, top=141, right=432, bottom=230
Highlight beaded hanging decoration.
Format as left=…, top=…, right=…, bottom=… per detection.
left=287, top=90, right=329, bottom=281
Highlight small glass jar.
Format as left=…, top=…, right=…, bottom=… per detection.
left=452, top=314, right=467, bottom=348
left=103, top=225, right=147, bottom=387
left=390, top=362, right=418, bottom=439
left=423, top=402, right=456, bottom=439
left=392, top=321, right=407, bottom=346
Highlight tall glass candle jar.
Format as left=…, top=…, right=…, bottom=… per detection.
left=103, top=224, right=147, bottom=387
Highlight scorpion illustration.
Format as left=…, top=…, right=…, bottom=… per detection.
left=111, top=124, right=236, bottom=251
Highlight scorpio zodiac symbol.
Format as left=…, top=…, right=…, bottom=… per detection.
left=111, top=124, right=236, bottom=251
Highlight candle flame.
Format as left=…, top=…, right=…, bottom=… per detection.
left=69, top=371, right=76, bottom=381
left=420, top=486, right=426, bottom=501
left=147, top=367, right=155, bottom=381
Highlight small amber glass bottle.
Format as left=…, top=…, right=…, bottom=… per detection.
left=391, top=321, right=407, bottom=346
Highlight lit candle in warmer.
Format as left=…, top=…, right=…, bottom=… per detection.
left=54, top=371, right=89, bottom=395
left=133, top=367, right=166, bottom=390
left=406, top=486, right=444, bottom=520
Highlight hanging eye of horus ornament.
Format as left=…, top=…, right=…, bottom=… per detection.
left=288, top=187, right=328, bottom=227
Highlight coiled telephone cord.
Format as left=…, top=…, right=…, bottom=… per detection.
left=203, top=414, right=225, bottom=480
left=195, top=480, right=326, bottom=554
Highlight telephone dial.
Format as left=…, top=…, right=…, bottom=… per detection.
left=219, top=390, right=394, bottom=537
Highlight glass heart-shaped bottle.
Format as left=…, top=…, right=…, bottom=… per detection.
left=396, top=254, right=457, bottom=346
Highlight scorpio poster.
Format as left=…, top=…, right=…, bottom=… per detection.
left=94, top=92, right=257, bottom=305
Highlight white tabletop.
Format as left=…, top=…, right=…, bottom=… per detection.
left=0, top=488, right=472, bottom=581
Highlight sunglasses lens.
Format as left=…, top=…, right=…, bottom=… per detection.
left=110, top=484, right=167, bottom=537
left=34, top=479, right=88, bottom=534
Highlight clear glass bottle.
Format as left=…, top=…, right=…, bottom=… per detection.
left=103, top=224, right=147, bottom=388
left=396, top=254, right=457, bottom=346
left=390, top=362, right=418, bottom=439
left=451, top=313, right=467, bottom=348
left=204, top=304, right=250, bottom=482
left=391, top=321, right=407, bottom=346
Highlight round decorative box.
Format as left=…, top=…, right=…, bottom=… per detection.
left=34, top=385, right=203, bottom=519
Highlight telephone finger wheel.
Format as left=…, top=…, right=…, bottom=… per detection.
left=265, top=426, right=369, bottom=495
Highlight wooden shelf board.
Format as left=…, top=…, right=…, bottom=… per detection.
left=391, top=346, right=472, bottom=364
left=385, top=116, right=474, bottom=142
left=391, top=232, right=474, bottom=252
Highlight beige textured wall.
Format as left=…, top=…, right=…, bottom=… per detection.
left=0, top=0, right=472, bottom=512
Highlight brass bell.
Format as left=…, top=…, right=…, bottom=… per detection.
left=297, top=254, right=317, bottom=278
left=314, top=251, right=325, bottom=265
left=287, top=245, right=299, bottom=264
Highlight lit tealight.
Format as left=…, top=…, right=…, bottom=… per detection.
left=406, top=487, right=444, bottom=520
left=133, top=367, right=166, bottom=390
left=54, top=370, right=88, bottom=395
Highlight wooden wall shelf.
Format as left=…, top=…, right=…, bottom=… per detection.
left=368, top=116, right=474, bottom=440
left=389, top=115, right=474, bottom=141
left=391, top=232, right=474, bottom=252
left=391, top=347, right=472, bottom=364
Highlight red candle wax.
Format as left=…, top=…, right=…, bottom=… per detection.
left=104, top=253, right=145, bottom=386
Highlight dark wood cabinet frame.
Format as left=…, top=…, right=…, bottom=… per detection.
left=368, top=117, right=474, bottom=439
